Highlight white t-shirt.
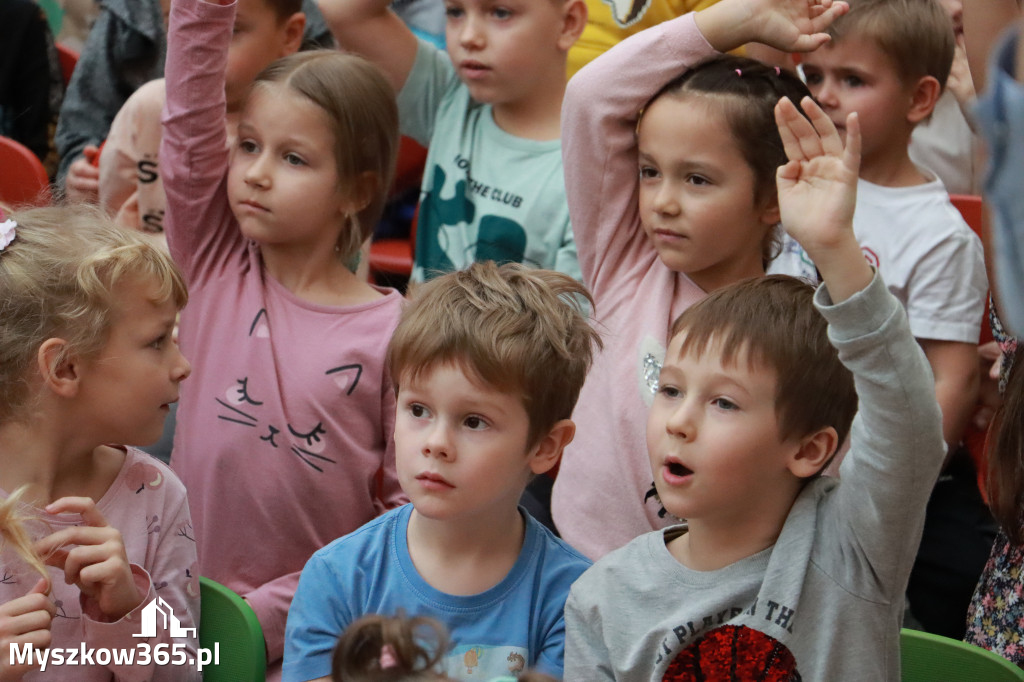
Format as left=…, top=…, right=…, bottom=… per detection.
left=852, top=175, right=987, bottom=343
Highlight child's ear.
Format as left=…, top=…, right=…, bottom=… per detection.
left=907, top=75, right=942, bottom=125
left=758, top=194, right=781, bottom=227
left=36, top=339, right=80, bottom=398
left=528, top=419, right=576, bottom=475
left=556, top=0, right=587, bottom=52
left=340, top=171, right=379, bottom=216
left=786, top=426, right=839, bottom=479
left=279, top=13, right=306, bottom=57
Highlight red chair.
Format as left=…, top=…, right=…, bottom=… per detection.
left=0, top=135, right=51, bottom=206
left=369, top=137, right=427, bottom=283
left=56, top=43, right=79, bottom=87
left=950, top=194, right=994, bottom=500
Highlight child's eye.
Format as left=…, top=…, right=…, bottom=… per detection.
left=843, top=75, right=864, bottom=87
left=148, top=334, right=167, bottom=350
left=658, top=385, right=682, bottom=399
left=284, top=153, right=306, bottom=167
left=239, top=139, right=259, bottom=154
left=686, top=174, right=710, bottom=186
left=491, top=7, right=512, bottom=19
left=803, top=72, right=822, bottom=86
left=410, top=404, right=429, bottom=418
left=445, top=5, right=464, bottom=18
left=464, top=415, right=488, bottom=430
left=638, top=166, right=659, bottom=180
left=712, top=397, right=738, bottom=411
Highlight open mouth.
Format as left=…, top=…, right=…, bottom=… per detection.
left=667, top=461, right=693, bottom=477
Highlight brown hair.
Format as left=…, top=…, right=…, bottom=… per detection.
left=987, top=344, right=1024, bottom=545
left=251, top=51, right=398, bottom=262
left=826, top=0, right=955, bottom=87
left=643, top=55, right=814, bottom=264
left=669, top=275, right=857, bottom=452
left=387, top=262, right=602, bottom=448
left=332, top=612, right=452, bottom=682
left=0, top=204, right=188, bottom=423
left=261, top=0, right=302, bottom=21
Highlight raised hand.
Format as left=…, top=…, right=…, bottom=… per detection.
left=34, top=498, right=143, bottom=622
left=0, top=578, right=54, bottom=681
left=775, top=95, right=871, bottom=301
left=697, top=0, right=849, bottom=55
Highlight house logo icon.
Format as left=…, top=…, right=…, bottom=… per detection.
left=132, top=597, right=197, bottom=639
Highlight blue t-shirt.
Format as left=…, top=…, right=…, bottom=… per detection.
left=282, top=503, right=591, bottom=681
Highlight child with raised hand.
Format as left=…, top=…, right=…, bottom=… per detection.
left=319, top=0, right=586, bottom=284
left=551, top=0, right=849, bottom=560
left=0, top=205, right=199, bottom=681
left=283, top=262, right=600, bottom=682
left=564, top=92, right=947, bottom=680
left=160, top=0, right=406, bottom=674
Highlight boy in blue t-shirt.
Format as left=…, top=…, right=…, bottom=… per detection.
left=283, top=262, right=601, bottom=681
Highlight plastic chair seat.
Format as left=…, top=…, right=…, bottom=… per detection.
left=901, top=628, right=1024, bottom=681
left=199, top=576, right=266, bottom=682
left=370, top=238, right=414, bottom=276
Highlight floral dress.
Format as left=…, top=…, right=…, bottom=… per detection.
left=964, top=302, right=1024, bottom=667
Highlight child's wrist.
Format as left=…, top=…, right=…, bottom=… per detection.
left=694, top=0, right=755, bottom=53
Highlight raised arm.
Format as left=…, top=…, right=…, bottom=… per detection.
left=161, top=0, right=244, bottom=283
left=316, top=0, right=418, bottom=93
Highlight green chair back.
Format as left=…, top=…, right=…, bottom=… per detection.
left=199, top=576, right=267, bottom=682
left=901, top=628, right=1024, bottom=681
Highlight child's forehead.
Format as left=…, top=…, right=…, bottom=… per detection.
left=664, top=332, right=778, bottom=382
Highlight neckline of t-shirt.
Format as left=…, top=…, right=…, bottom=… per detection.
left=393, top=503, right=540, bottom=610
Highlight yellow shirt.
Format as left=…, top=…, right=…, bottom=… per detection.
left=567, top=0, right=725, bottom=78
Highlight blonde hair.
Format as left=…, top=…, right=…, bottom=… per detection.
left=0, top=204, right=188, bottom=423
left=0, top=486, right=49, bottom=588
left=387, top=262, right=602, bottom=448
left=251, top=51, right=399, bottom=262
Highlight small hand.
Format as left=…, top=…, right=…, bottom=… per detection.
left=0, top=579, right=54, bottom=682
left=775, top=95, right=871, bottom=301
left=34, top=498, right=143, bottom=622
left=946, top=40, right=976, bottom=109
left=64, top=145, right=101, bottom=204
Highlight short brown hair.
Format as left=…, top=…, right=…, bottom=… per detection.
left=387, top=262, right=602, bottom=448
left=827, top=0, right=955, bottom=87
left=262, top=0, right=302, bottom=21
left=669, top=276, right=857, bottom=450
left=252, top=51, right=398, bottom=262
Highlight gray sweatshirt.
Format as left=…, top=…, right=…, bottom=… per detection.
left=564, top=273, right=946, bottom=680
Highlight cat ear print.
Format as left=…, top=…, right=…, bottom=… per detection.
left=327, top=364, right=363, bottom=395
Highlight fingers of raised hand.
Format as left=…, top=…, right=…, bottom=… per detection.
left=45, top=497, right=106, bottom=527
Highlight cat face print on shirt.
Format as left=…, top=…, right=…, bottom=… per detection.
left=212, top=308, right=364, bottom=473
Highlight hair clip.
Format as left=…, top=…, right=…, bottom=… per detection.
left=735, top=68, right=743, bottom=76
left=774, top=66, right=781, bottom=76
left=0, top=216, right=17, bottom=252
left=379, top=644, right=398, bottom=670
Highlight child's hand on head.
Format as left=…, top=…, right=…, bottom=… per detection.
left=34, top=497, right=143, bottom=622
left=698, top=0, right=848, bottom=54
left=0, top=578, right=54, bottom=682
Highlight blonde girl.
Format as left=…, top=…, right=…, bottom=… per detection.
left=0, top=206, right=198, bottom=681
left=160, top=0, right=407, bottom=673
left=551, top=0, right=850, bottom=559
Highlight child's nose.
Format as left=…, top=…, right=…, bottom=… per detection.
left=665, top=401, right=697, bottom=441
left=423, top=423, right=453, bottom=459
left=815, top=80, right=839, bottom=109
left=173, top=347, right=192, bottom=382
left=458, top=16, right=485, bottom=48
left=653, top=183, right=680, bottom=216
left=244, top=154, right=271, bottom=188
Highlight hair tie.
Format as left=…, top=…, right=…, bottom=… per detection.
left=379, top=644, right=398, bottom=670
left=774, top=66, right=781, bottom=76
left=0, top=215, right=17, bottom=252
left=734, top=68, right=742, bottom=76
